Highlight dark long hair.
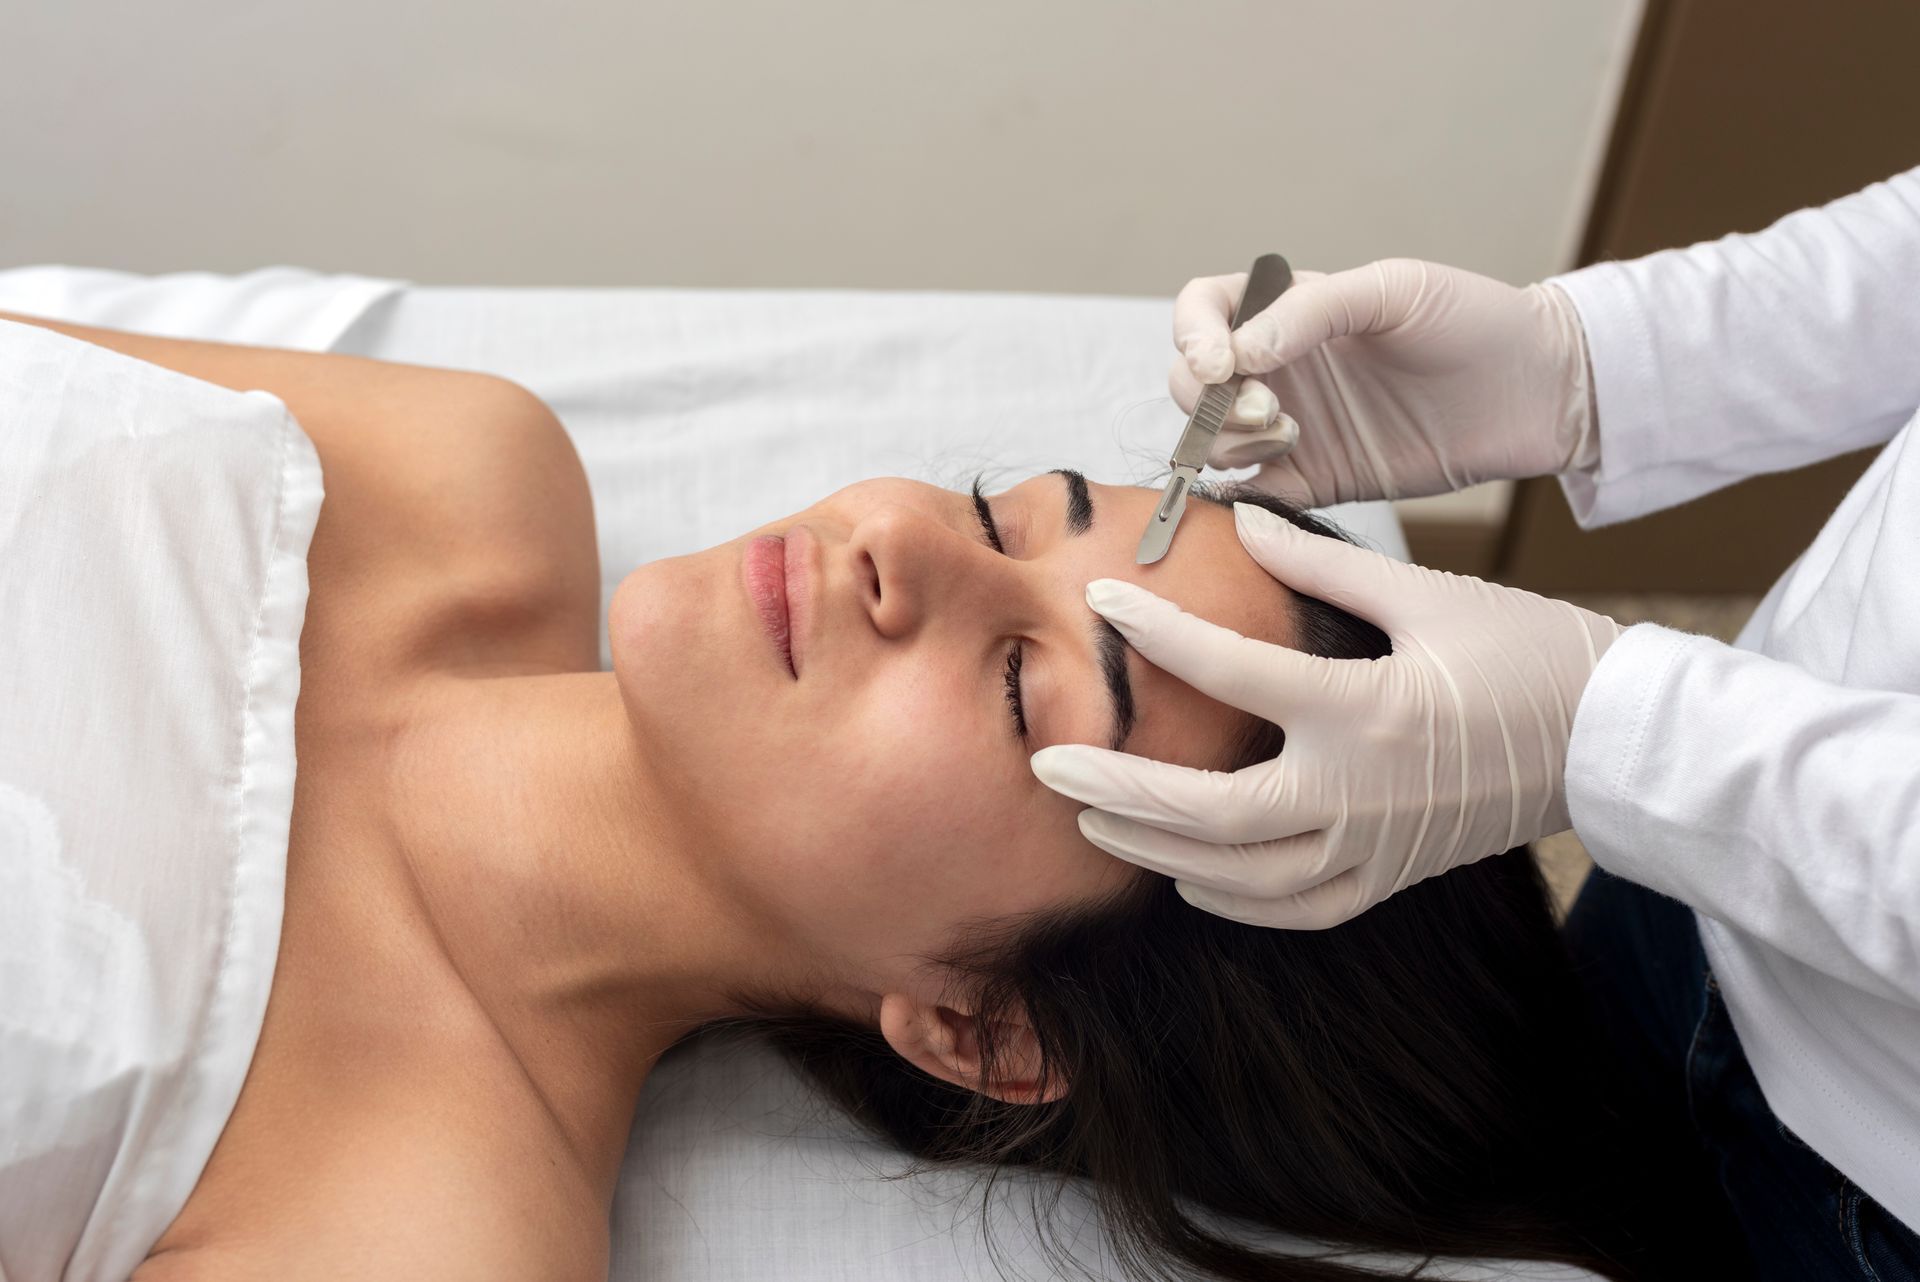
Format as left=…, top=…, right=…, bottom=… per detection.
left=727, top=487, right=1703, bottom=1281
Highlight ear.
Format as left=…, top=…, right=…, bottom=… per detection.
left=877, top=992, right=1068, bottom=1105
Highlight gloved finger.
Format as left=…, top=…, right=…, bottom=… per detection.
left=1231, top=502, right=1418, bottom=632
left=1243, top=457, right=1323, bottom=509
left=1167, top=355, right=1285, bottom=431
left=1077, top=810, right=1359, bottom=899
left=1082, top=578, right=1347, bottom=725
left=1177, top=866, right=1369, bottom=931
left=1167, top=351, right=1203, bottom=416
left=1227, top=259, right=1418, bottom=375
left=1171, top=273, right=1242, bottom=384
left=1031, top=744, right=1325, bottom=843
left=1234, top=382, right=1285, bottom=430
left=1210, top=411, right=1300, bottom=468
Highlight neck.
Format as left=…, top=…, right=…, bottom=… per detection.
left=383, top=668, right=766, bottom=1186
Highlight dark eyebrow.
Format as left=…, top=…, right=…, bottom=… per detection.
left=1049, top=468, right=1092, bottom=535
left=1093, top=618, right=1136, bottom=750
left=1042, top=467, right=1127, bottom=745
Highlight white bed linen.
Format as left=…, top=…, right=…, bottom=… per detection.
left=0, top=265, right=1580, bottom=1282
left=321, top=286, right=1569, bottom=1282
left=0, top=264, right=400, bottom=352
left=0, top=320, right=319, bottom=1282
left=331, top=285, right=1408, bottom=671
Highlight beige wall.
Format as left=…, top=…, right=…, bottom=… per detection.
left=1, top=1, right=1638, bottom=293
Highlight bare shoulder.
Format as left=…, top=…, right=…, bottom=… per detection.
left=134, top=1077, right=611, bottom=1282
left=304, top=374, right=606, bottom=677
left=134, top=876, right=614, bottom=1282
left=0, top=311, right=602, bottom=675
left=136, top=1221, right=606, bottom=1282
left=137, top=1218, right=607, bottom=1282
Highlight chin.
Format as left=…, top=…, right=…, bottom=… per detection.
left=609, top=555, right=711, bottom=720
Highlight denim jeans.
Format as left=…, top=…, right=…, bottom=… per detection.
left=1563, top=866, right=1920, bottom=1282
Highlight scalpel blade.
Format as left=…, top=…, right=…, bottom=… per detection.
left=1136, top=379, right=1237, bottom=564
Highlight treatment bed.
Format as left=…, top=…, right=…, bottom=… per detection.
left=0, top=265, right=1593, bottom=1282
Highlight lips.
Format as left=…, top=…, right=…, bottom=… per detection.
left=743, top=535, right=795, bottom=677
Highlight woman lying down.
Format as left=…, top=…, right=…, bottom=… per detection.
left=0, top=312, right=1716, bottom=1282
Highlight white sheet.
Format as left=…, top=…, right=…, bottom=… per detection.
left=331, top=285, right=1409, bottom=671
left=0, top=320, right=318, bottom=1282
left=0, top=264, right=400, bottom=352
left=0, top=266, right=1580, bottom=1281
left=319, top=286, right=1575, bottom=1282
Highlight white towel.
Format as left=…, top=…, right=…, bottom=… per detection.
left=0, top=319, right=322, bottom=1282
left=0, top=264, right=402, bottom=352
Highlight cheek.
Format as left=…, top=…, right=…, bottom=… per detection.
left=759, top=670, right=1117, bottom=967
left=802, top=671, right=1012, bottom=881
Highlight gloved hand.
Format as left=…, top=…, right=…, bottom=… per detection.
left=1175, top=258, right=1600, bottom=507
left=1029, top=502, right=1623, bottom=930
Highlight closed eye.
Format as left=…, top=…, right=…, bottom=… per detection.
left=969, top=477, right=1006, bottom=553
left=970, top=476, right=1027, bottom=740
left=1003, top=644, right=1029, bottom=739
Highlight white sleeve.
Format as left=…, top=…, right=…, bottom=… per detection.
left=1548, top=168, right=1920, bottom=528
left=1566, top=624, right=1920, bottom=1008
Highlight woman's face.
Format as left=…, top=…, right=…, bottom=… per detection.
left=609, top=474, right=1302, bottom=1007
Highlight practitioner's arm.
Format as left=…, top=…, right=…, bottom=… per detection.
left=1568, top=629, right=1920, bottom=1008
left=1550, top=167, right=1920, bottom=526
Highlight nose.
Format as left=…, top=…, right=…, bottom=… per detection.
left=846, top=502, right=1029, bottom=641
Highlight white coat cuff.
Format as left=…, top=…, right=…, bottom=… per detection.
left=1545, top=260, right=1673, bottom=530
left=1564, top=621, right=1700, bottom=894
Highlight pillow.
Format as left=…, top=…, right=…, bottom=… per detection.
left=615, top=1030, right=1599, bottom=1281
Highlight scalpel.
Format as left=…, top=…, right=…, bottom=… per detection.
left=1135, top=253, right=1294, bottom=564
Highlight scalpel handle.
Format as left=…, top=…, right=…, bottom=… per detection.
left=1135, top=254, right=1293, bottom=565
left=1169, top=381, right=1239, bottom=472
left=1164, top=254, right=1293, bottom=475
left=1233, top=253, right=1293, bottom=330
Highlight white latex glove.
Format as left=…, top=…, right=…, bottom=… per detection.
left=1029, top=502, right=1623, bottom=930
left=1173, top=258, right=1599, bottom=506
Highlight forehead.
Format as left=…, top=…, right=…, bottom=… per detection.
left=1110, top=485, right=1295, bottom=639
left=1021, top=476, right=1299, bottom=769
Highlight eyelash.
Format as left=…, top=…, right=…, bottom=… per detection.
left=971, top=478, right=1028, bottom=740
left=1003, top=646, right=1029, bottom=739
